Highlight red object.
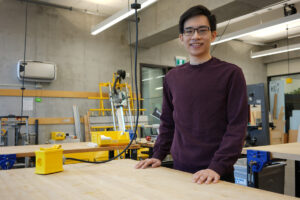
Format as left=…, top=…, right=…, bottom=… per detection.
left=146, top=136, right=151, bottom=142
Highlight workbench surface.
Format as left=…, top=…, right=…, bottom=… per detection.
left=0, top=159, right=296, bottom=200
left=0, top=142, right=140, bottom=157
left=136, top=138, right=155, bottom=147
left=242, top=142, right=300, bottom=160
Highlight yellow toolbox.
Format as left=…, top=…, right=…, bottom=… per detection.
left=51, top=132, right=66, bottom=140
left=91, top=131, right=130, bottom=146
left=35, top=145, right=64, bottom=174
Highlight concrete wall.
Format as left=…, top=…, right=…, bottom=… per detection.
left=0, top=0, right=132, bottom=143
left=267, top=58, right=300, bottom=76
left=139, top=38, right=267, bottom=85
left=213, top=40, right=267, bottom=85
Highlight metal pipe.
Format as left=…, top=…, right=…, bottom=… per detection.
left=126, top=85, right=134, bottom=130
left=18, top=0, right=72, bottom=11
left=17, top=0, right=104, bottom=16
left=109, top=85, right=117, bottom=131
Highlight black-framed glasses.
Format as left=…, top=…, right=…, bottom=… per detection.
left=183, top=26, right=210, bottom=36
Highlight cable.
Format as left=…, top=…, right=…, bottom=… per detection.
left=20, top=0, right=28, bottom=118
left=127, top=0, right=136, bottom=126
left=66, top=0, right=140, bottom=164
left=128, top=0, right=134, bottom=89
left=211, top=19, right=230, bottom=55
left=286, top=25, right=290, bottom=75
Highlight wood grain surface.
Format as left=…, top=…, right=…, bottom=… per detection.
left=0, top=159, right=296, bottom=200
left=242, top=142, right=300, bottom=160
left=0, top=142, right=140, bottom=157
left=0, top=89, right=99, bottom=98
left=136, top=138, right=155, bottom=147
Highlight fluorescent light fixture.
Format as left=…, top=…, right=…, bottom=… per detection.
left=91, top=0, right=158, bottom=35
left=155, top=87, right=163, bottom=90
left=155, top=75, right=165, bottom=79
left=212, top=13, right=300, bottom=46
left=142, top=77, right=153, bottom=82
left=251, top=43, right=300, bottom=58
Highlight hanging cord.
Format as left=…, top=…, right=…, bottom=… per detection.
left=20, top=0, right=28, bottom=118
left=127, top=0, right=136, bottom=126
left=66, top=0, right=141, bottom=164
left=211, top=19, right=230, bottom=55
left=286, top=25, right=290, bottom=75
left=128, top=0, right=134, bottom=89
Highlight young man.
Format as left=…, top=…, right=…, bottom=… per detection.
left=135, top=5, right=248, bottom=184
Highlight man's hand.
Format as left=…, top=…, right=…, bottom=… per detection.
left=135, top=158, right=162, bottom=169
left=192, top=169, right=220, bottom=184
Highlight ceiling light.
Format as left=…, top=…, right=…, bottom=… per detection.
left=212, top=13, right=300, bottom=45
left=91, top=0, right=157, bottom=35
left=155, top=87, right=163, bottom=90
left=142, top=77, right=153, bottom=82
left=251, top=42, right=300, bottom=58
left=155, top=75, right=165, bottom=79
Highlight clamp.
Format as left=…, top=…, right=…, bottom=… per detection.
left=0, top=154, right=16, bottom=170
left=247, top=150, right=270, bottom=173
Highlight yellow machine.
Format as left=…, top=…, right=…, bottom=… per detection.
left=51, top=132, right=66, bottom=140
left=1, top=129, right=6, bottom=136
left=35, top=145, right=64, bottom=174
left=88, top=70, right=145, bottom=147
left=91, top=131, right=130, bottom=146
left=137, top=148, right=149, bottom=160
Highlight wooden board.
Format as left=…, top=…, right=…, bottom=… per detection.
left=83, top=115, right=90, bottom=142
left=0, top=142, right=140, bottom=157
left=136, top=138, right=155, bottom=148
left=242, top=142, right=300, bottom=160
left=270, top=130, right=284, bottom=145
left=0, top=89, right=99, bottom=98
left=0, top=159, right=296, bottom=200
left=289, top=130, right=298, bottom=143
left=1, top=117, right=84, bottom=125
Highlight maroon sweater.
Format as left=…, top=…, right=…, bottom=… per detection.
left=152, top=57, right=248, bottom=176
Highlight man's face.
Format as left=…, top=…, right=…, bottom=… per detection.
left=179, top=15, right=216, bottom=59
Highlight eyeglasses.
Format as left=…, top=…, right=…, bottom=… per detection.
left=183, top=26, right=210, bottom=36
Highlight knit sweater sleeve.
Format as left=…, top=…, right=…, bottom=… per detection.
left=208, top=67, right=248, bottom=176
left=152, top=78, right=175, bottom=161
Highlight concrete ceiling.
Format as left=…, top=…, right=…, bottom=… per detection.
left=130, top=0, right=300, bottom=48
left=28, top=0, right=135, bottom=16
left=26, top=0, right=300, bottom=48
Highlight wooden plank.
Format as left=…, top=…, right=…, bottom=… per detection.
left=1, top=117, right=84, bottom=125
left=242, top=142, right=300, bottom=160
left=136, top=138, right=155, bottom=148
left=0, top=89, right=99, bottom=98
left=269, top=130, right=284, bottom=145
left=29, top=117, right=84, bottom=125
left=0, top=142, right=140, bottom=157
left=0, top=159, right=295, bottom=200
left=289, top=130, right=298, bottom=143
left=83, top=115, right=90, bottom=142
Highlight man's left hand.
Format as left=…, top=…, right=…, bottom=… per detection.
left=192, top=169, right=220, bottom=184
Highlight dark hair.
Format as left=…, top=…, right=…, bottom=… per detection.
left=179, top=5, right=216, bottom=33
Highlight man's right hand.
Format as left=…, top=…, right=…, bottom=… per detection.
left=135, top=158, right=162, bottom=169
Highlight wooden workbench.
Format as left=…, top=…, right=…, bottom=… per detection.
left=0, top=159, right=296, bottom=200
left=242, top=142, right=300, bottom=160
left=136, top=138, right=155, bottom=148
left=0, top=142, right=140, bottom=157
